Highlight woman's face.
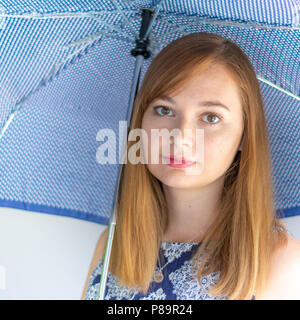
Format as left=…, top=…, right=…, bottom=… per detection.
left=141, top=63, right=244, bottom=189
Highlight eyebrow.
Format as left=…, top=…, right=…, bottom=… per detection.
left=157, top=94, right=230, bottom=111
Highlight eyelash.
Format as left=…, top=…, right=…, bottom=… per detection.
left=153, top=105, right=223, bottom=126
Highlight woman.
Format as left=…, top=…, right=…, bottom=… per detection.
left=82, top=32, right=300, bottom=300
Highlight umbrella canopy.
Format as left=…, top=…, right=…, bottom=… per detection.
left=0, top=0, right=299, bottom=231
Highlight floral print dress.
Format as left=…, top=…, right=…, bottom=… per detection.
left=84, top=241, right=255, bottom=300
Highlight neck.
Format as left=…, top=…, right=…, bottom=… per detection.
left=161, top=175, right=224, bottom=243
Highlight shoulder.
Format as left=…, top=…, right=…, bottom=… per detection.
left=256, top=232, right=300, bottom=300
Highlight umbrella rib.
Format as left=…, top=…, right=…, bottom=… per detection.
left=0, top=10, right=134, bottom=21
left=257, top=76, right=300, bottom=101
left=63, top=20, right=135, bottom=49
left=0, top=109, right=19, bottom=140
left=110, top=0, right=138, bottom=38
left=157, top=14, right=300, bottom=31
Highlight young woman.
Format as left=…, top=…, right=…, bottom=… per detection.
left=82, top=32, right=300, bottom=300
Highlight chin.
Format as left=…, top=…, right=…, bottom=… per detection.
left=161, top=178, right=207, bottom=190
left=154, top=170, right=208, bottom=189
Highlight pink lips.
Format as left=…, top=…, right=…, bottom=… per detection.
left=163, top=155, right=196, bottom=168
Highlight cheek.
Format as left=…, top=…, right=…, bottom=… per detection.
left=204, top=135, right=226, bottom=156
left=203, top=131, right=239, bottom=174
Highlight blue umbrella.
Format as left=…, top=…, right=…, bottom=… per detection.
left=0, top=0, right=299, bottom=299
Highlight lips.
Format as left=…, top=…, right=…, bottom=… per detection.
left=163, top=155, right=196, bottom=168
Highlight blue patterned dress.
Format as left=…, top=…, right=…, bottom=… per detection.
left=84, top=241, right=256, bottom=300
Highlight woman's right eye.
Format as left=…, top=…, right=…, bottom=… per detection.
left=153, top=105, right=174, bottom=116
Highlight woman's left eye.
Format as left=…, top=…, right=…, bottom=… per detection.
left=202, top=113, right=222, bottom=125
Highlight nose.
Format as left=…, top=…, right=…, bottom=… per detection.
left=170, top=116, right=195, bottom=150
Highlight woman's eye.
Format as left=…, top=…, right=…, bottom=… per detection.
left=153, top=105, right=174, bottom=116
left=202, top=113, right=222, bottom=125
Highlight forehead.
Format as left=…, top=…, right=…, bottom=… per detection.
left=167, top=63, right=242, bottom=111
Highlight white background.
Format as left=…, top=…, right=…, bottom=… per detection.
left=0, top=207, right=299, bottom=299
